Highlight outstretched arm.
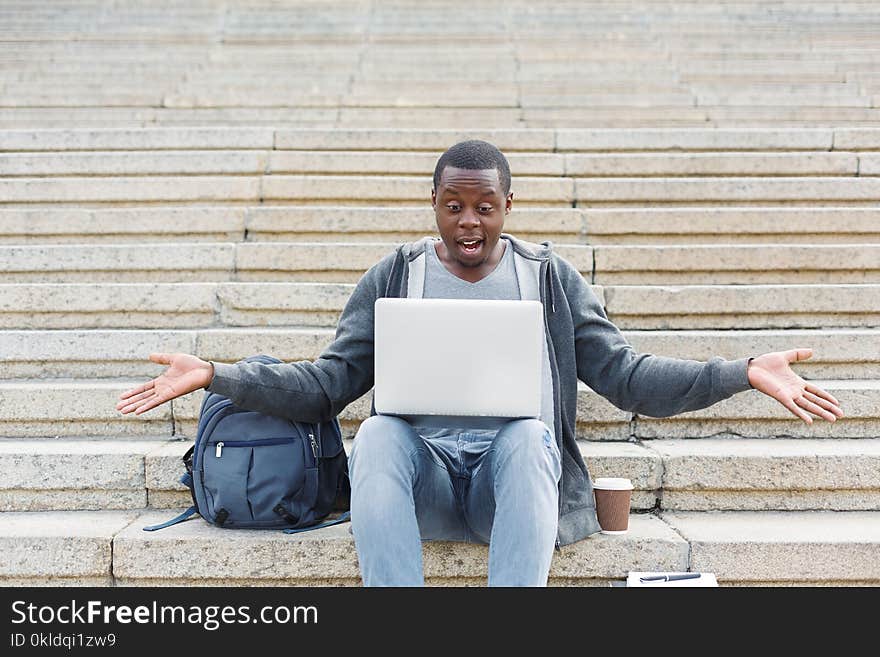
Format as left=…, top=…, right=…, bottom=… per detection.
left=117, top=248, right=401, bottom=422
left=747, top=348, right=843, bottom=424
left=557, top=255, right=843, bottom=423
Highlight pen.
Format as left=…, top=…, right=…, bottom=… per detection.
left=639, top=573, right=701, bottom=582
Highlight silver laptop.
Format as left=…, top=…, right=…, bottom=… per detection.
left=373, top=298, right=544, bottom=420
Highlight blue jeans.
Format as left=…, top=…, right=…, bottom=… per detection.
left=348, top=414, right=562, bottom=586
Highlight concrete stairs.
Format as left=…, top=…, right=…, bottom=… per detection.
left=2, top=0, right=880, bottom=586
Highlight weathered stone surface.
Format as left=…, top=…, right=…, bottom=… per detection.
left=557, top=128, right=833, bottom=151
left=653, top=438, right=880, bottom=510
left=603, top=284, right=880, bottom=329
left=0, top=283, right=217, bottom=329
left=0, top=150, right=268, bottom=175
left=0, top=510, right=137, bottom=579
left=857, top=154, right=880, bottom=175
left=565, top=152, right=857, bottom=176
left=664, top=510, right=880, bottom=583
left=523, top=107, right=709, bottom=126
left=0, top=329, right=196, bottom=378
left=834, top=128, right=880, bottom=149
left=0, top=490, right=146, bottom=512
left=0, top=207, right=246, bottom=244
left=523, top=92, right=696, bottom=108
left=582, top=208, right=880, bottom=245
left=575, top=177, right=880, bottom=203
left=335, top=107, right=524, bottom=128
left=623, top=328, right=880, bottom=380
left=114, top=511, right=685, bottom=583
left=635, top=380, right=876, bottom=440
left=0, top=176, right=261, bottom=203
left=0, top=439, right=165, bottom=490
left=695, top=90, right=870, bottom=108
left=194, top=327, right=335, bottom=363
left=273, top=129, right=555, bottom=151
left=217, top=281, right=355, bottom=327
left=234, top=242, right=394, bottom=282
left=0, top=381, right=173, bottom=437
left=0, top=244, right=234, bottom=283
left=593, top=244, right=880, bottom=285
left=0, top=128, right=274, bottom=151
left=144, top=441, right=189, bottom=492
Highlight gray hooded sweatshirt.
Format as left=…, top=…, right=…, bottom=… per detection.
left=208, top=234, right=754, bottom=546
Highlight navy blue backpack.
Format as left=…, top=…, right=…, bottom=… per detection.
left=144, top=355, right=351, bottom=534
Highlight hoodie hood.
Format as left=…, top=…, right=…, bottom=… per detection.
left=398, top=233, right=557, bottom=312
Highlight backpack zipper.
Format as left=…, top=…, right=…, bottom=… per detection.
left=212, top=436, right=298, bottom=457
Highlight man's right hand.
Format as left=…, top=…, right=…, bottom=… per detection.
left=116, top=352, right=215, bottom=416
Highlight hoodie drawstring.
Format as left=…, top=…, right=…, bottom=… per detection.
left=546, top=258, right=556, bottom=313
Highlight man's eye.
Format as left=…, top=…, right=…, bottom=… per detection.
left=447, top=205, right=460, bottom=212
left=479, top=206, right=493, bottom=212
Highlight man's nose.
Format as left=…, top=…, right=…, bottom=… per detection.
left=458, top=209, right=480, bottom=226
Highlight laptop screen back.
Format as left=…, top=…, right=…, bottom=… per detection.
left=373, top=298, right=544, bottom=419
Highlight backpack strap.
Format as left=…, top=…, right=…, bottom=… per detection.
left=283, top=510, right=351, bottom=535
left=142, top=506, right=198, bottom=532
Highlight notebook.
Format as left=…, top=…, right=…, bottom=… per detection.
left=373, top=298, right=544, bottom=420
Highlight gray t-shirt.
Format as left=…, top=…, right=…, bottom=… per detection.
left=414, top=240, right=555, bottom=440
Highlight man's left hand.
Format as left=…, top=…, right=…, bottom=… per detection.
left=747, top=348, right=844, bottom=424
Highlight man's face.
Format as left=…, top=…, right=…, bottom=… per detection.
left=431, top=166, right=512, bottom=274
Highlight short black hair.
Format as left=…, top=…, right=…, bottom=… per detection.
left=433, top=139, right=511, bottom=196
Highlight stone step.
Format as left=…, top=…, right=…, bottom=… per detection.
left=0, top=176, right=263, bottom=204
left=654, top=438, right=880, bottom=511
left=2, top=327, right=874, bottom=380
left=0, top=175, right=570, bottom=206
left=0, top=439, right=171, bottom=512
left=556, top=128, right=838, bottom=151
left=0, top=509, right=684, bottom=586
left=602, top=283, right=880, bottom=329
left=7, top=107, right=880, bottom=129
left=0, top=128, right=274, bottom=151
left=0, top=242, right=877, bottom=284
left=0, top=151, right=271, bottom=176
left=8, top=175, right=880, bottom=206
left=4, top=149, right=865, bottom=177
left=0, top=378, right=870, bottom=441
left=4, top=509, right=879, bottom=585
left=7, top=127, right=879, bottom=153
left=664, top=510, right=880, bottom=585
left=574, top=177, right=880, bottom=205
left=579, top=207, right=880, bottom=245
left=592, top=244, right=880, bottom=285
left=4, top=437, right=876, bottom=514
left=0, top=281, right=877, bottom=329
left=3, top=206, right=879, bottom=246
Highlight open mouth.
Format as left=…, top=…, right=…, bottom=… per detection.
left=457, top=238, right=484, bottom=256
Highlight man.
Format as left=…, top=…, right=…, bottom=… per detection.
left=117, top=140, right=844, bottom=586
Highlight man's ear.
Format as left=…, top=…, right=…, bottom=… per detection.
left=505, top=192, right=514, bottom=214
left=431, top=188, right=437, bottom=209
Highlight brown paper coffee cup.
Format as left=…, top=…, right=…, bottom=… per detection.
left=593, top=477, right=633, bottom=534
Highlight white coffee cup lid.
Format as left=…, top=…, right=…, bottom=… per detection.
left=593, top=477, right=634, bottom=490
